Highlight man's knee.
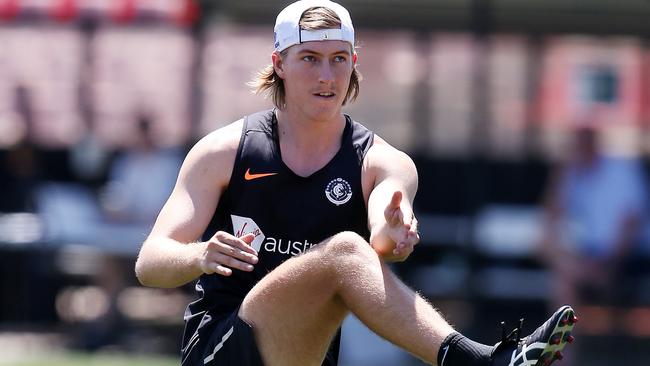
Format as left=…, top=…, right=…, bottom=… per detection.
left=318, top=231, right=377, bottom=265
left=326, top=230, right=369, bottom=251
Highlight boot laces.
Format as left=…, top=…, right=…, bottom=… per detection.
left=500, top=318, right=525, bottom=345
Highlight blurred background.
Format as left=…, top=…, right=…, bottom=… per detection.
left=1, top=0, right=650, bottom=365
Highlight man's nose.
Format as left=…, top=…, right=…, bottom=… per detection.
left=318, top=62, right=334, bottom=83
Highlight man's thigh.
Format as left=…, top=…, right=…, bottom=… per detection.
left=239, top=233, right=363, bottom=366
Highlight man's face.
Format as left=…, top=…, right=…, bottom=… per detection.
left=273, top=39, right=355, bottom=122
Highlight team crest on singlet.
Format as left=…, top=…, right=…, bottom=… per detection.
left=325, top=178, right=353, bottom=206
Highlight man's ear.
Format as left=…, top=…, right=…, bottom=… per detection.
left=272, top=52, right=285, bottom=79
left=353, top=52, right=357, bottom=65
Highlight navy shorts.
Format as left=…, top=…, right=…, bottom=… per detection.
left=181, top=308, right=265, bottom=366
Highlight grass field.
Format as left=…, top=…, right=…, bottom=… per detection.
left=0, top=352, right=179, bottom=366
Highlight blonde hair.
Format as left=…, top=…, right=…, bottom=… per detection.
left=250, top=6, right=361, bottom=108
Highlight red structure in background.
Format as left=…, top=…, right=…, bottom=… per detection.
left=50, top=0, right=77, bottom=22
left=537, top=37, right=643, bottom=128
left=111, top=0, right=137, bottom=23
left=0, top=0, right=19, bottom=21
left=0, top=0, right=200, bottom=26
left=175, top=0, right=199, bottom=26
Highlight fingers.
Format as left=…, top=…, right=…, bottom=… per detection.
left=240, top=232, right=255, bottom=245
left=409, top=215, right=419, bottom=241
left=384, top=191, right=404, bottom=226
left=389, top=190, right=402, bottom=209
left=211, top=250, right=256, bottom=272
left=215, top=231, right=258, bottom=255
left=201, top=231, right=259, bottom=276
left=392, top=214, right=420, bottom=258
left=206, top=263, right=233, bottom=277
left=392, top=237, right=416, bottom=257
left=381, top=190, right=419, bottom=259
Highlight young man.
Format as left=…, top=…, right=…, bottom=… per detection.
left=135, top=1, right=577, bottom=365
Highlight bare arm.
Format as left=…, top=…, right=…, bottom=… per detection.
left=362, top=136, right=419, bottom=262
left=135, top=120, right=258, bottom=288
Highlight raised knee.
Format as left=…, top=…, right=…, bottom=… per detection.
left=324, top=231, right=374, bottom=259
left=319, top=232, right=383, bottom=284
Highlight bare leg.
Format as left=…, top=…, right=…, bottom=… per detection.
left=239, top=231, right=455, bottom=366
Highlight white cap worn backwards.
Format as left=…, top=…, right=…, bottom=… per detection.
left=274, top=0, right=355, bottom=52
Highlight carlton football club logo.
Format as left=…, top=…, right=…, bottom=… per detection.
left=325, top=178, right=353, bottom=206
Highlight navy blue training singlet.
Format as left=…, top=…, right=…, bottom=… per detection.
left=183, top=109, right=374, bottom=364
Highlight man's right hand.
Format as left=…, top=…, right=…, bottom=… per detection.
left=370, top=191, right=419, bottom=262
left=198, top=231, right=259, bottom=276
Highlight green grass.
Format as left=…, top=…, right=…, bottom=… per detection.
left=0, top=352, right=178, bottom=366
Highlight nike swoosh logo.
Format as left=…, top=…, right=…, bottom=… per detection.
left=244, top=168, right=278, bottom=181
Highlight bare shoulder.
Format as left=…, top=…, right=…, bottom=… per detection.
left=194, top=119, right=243, bottom=156
left=147, top=119, right=244, bottom=240
left=361, top=134, right=418, bottom=198
left=180, top=119, right=244, bottom=189
left=364, top=135, right=417, bottom=174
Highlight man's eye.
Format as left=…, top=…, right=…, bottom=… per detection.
left=334, top=56, right=347, bottom=62
left=302, top=56, right=315, bottom=62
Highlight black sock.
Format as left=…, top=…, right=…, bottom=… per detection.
left=437, top=332, right=493, bottom=366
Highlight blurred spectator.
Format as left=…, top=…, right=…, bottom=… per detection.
left=539, top=126, right=648, bottom=309
left=0, top=140, right=39, bottom=212
left=38, top=118, right=182, bottom=350
left=36, top=117, right=182, bottom=250
left=69, top=132, right=112, bottom=186
left=77, top=117, right=182, bottom=348
left=100, top=117, right=182, bottom=224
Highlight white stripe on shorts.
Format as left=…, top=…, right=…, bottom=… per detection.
left=203, top=326, right=234, bottom=364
